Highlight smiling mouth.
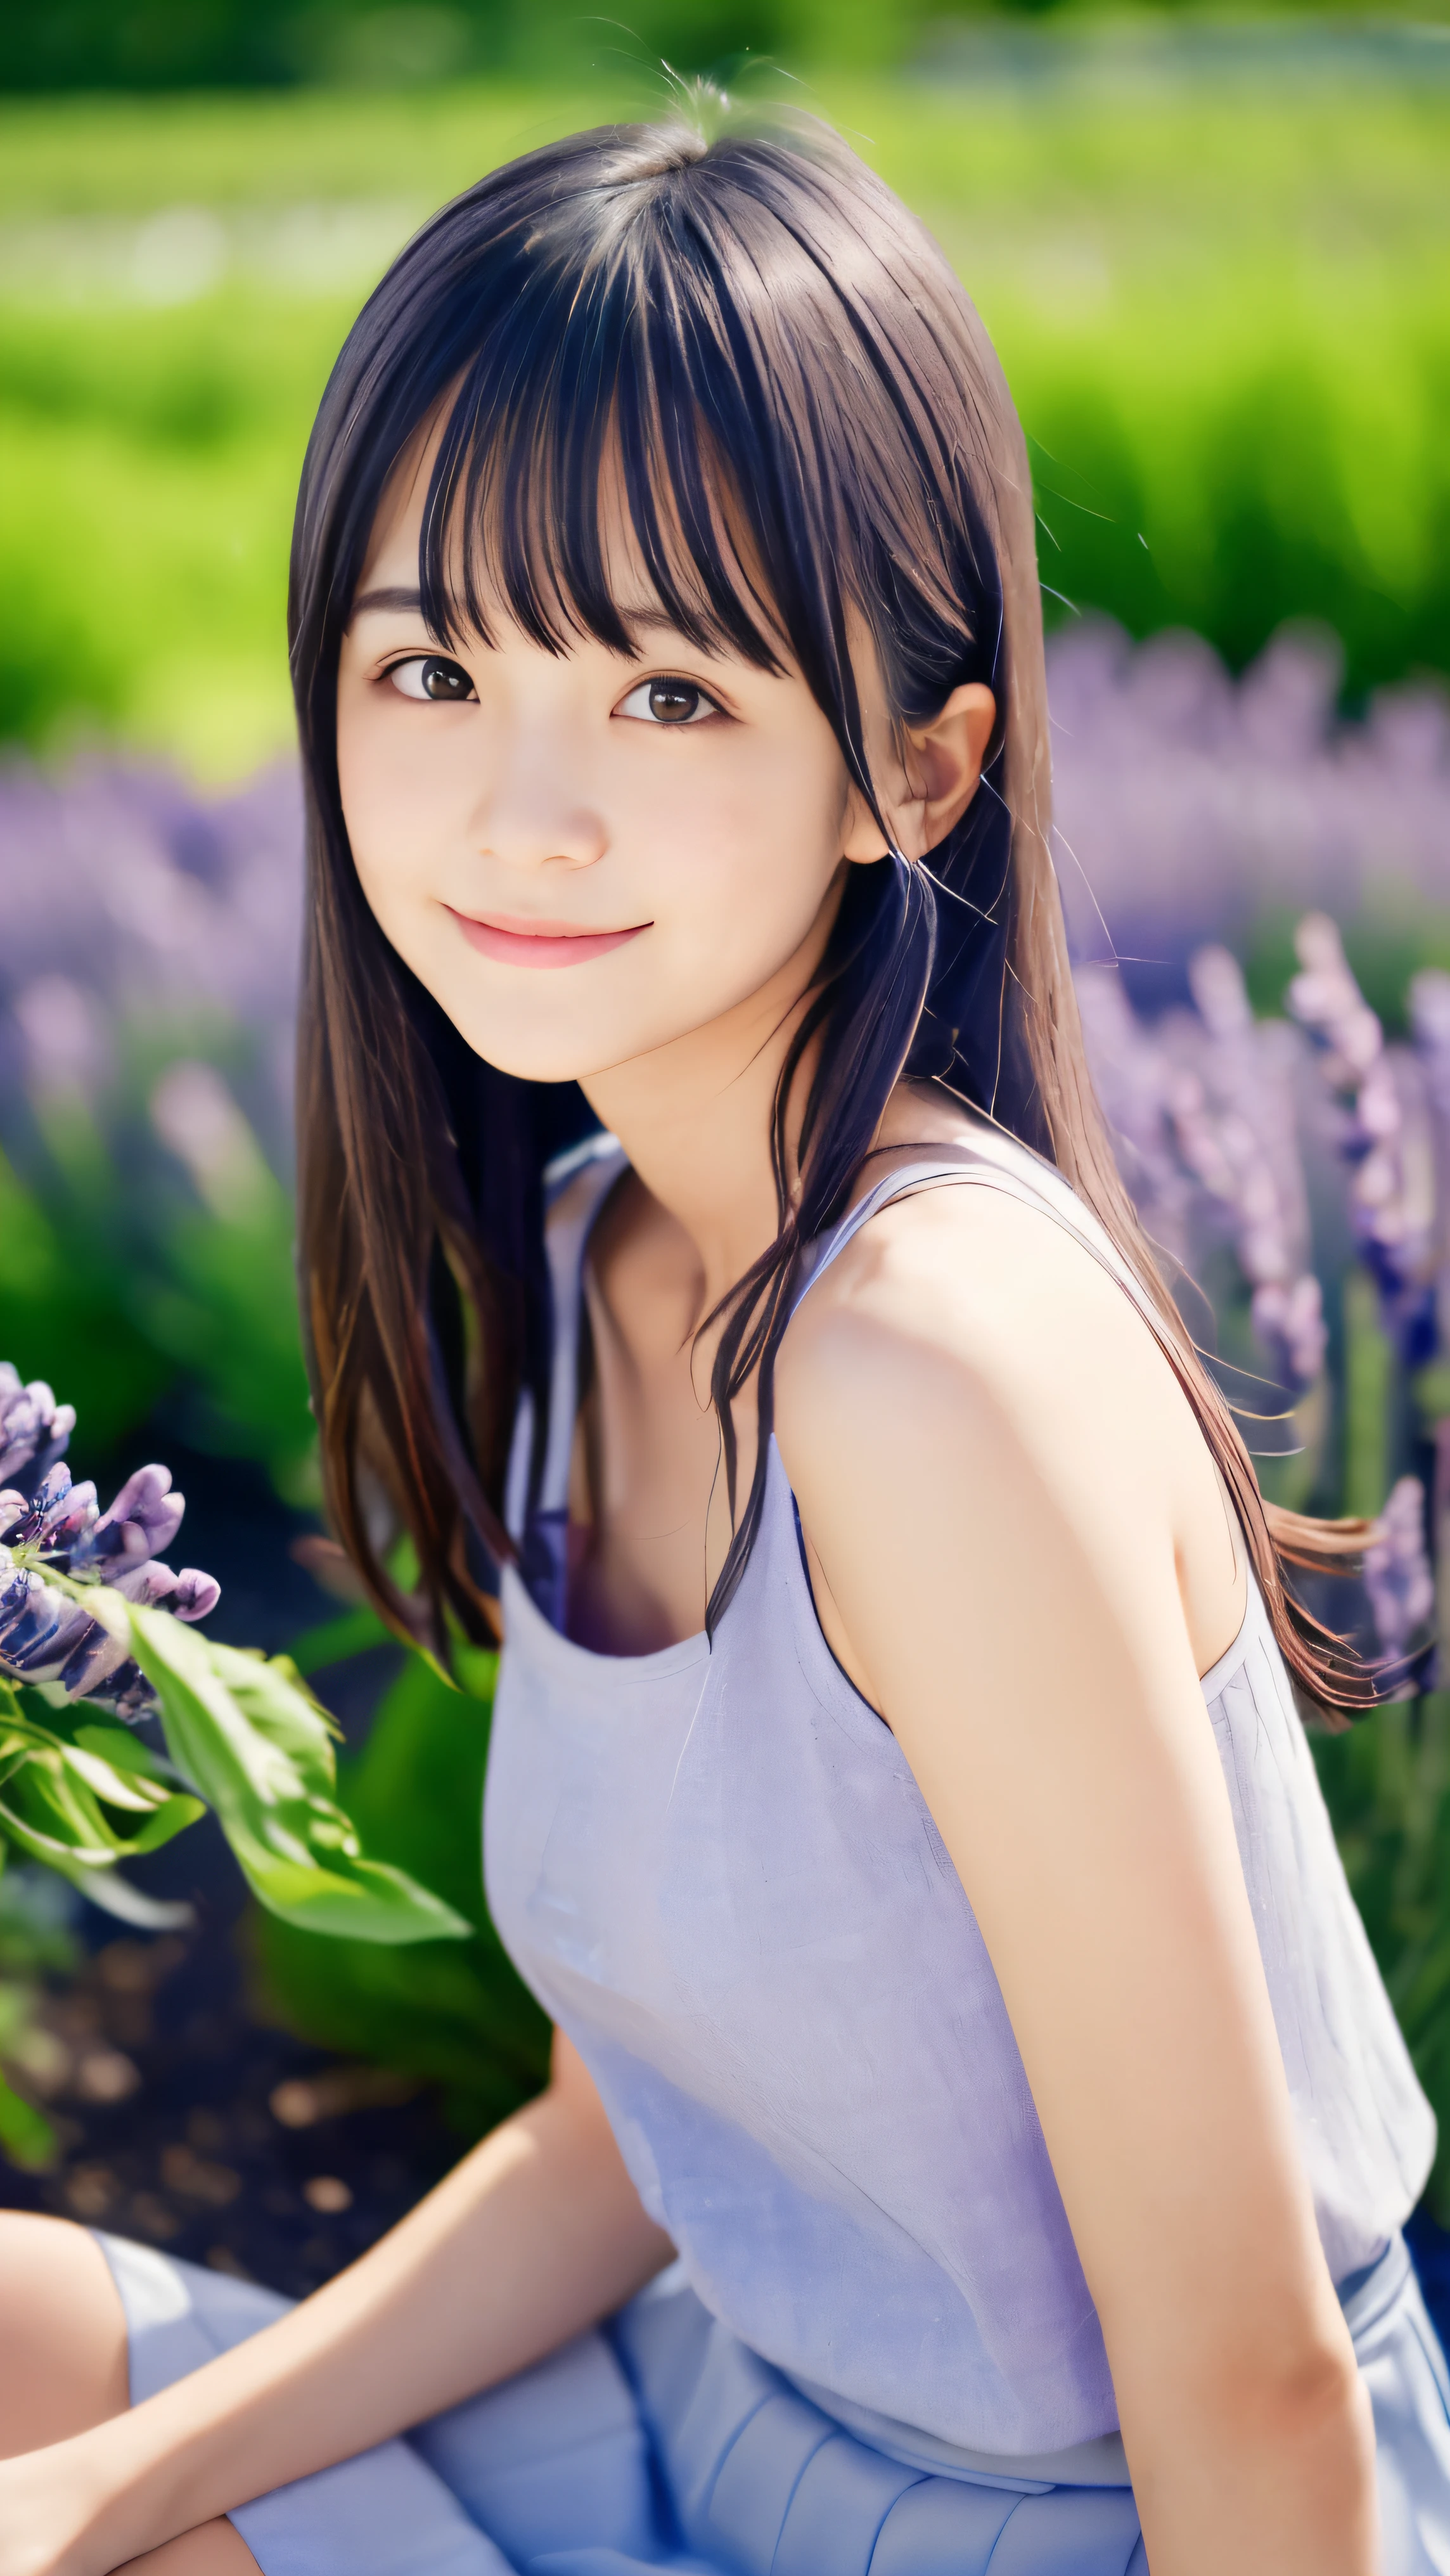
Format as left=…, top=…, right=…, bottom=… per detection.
left=445, top=908, right=651, bottom=969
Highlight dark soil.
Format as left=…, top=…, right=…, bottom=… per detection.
left=0, top=1877, right=463, bottom=2302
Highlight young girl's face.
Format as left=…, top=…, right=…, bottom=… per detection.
left=335, top=445, right=990, bottom=1087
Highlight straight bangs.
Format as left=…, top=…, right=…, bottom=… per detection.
left=292, top=105, right=1378, bottom=1715
left=413, top=123, right=1004, bottom=842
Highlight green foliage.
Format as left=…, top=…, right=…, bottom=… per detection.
left=2, top=2, right=1442, bottom=97
left=1247, top=904, right=1450, bottom=1044
left=0, top=1675, right=204, bottom=1886
left=0, top=1145, right=172, bottom=1454
left=0, top=1867, right=82, bottom=2170
left=0, top=1049, right=314, bottom=1493
left=133, top=1089, right=317, bottom=1500
left=0, top=2068, right=56, bottom=2170
left=905, top=82, right=1450, bottom=706
left=0, top=77, right=1444, bottom=773
left=1341, top=1269, right=1395, bottom=1524
left=124, top=1599, right=472, bottom=1940
left=255, top=1643, right=551, bottom=2137
left=0, top=1, right=1015, bottom=96
left=0, top=1585, right=469, bottom=1950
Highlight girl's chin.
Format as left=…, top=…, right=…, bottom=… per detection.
left=446, top=1022, right=627, bottom=1086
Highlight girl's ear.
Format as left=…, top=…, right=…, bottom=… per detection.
left=842, top=683, right=998, bottom=864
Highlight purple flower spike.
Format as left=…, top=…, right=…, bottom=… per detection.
left=1, top=1463, right=101, bottom=1557
left=1288, top=915, right=1385, bottom=1090
left=42, top=1478, right=98, bottom=1548
left=0, top=1361, right=219, bottom=1714
left=56, top=1620, right=134, bottom=1700
left=0, top=1559, right=96, bottom=1683
left=19, top=1463, right=73, bottom=1540
left=1288, top=916, right=1435, bottom=1355
left=1251, top=1275, right=1329, bottom=1391
left=110, top=1560, right=179, bottom=1609
left=1364, top=1476, right=1435, bottom=1685
left=172, top=1568, right=221, bottom=1624
left=0, top=1375, right=75, bottom=1489
left=86, top=1463, right=185, bottom=1566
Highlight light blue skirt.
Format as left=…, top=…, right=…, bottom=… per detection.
left=95, top=2229, right=1450, bottom=2574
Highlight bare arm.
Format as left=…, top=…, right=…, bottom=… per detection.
left=776, top=1182, right=1379, bottom=2576
left=1, top=2033, right=672, bottom=2576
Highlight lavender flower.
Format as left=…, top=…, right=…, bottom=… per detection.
left=1051, top=620, right=1450, bottom=984
left=1180, top=945, right=1326, bottom=1386
left=1247, top=1275, right=1328, bottom=1394
left=1079, top=947, right=1325, bottom=1391
left=1409, top=969, right=1450, bottom=1365
left=0, top=1367, right=217, bottom=1715
left=0, top=1367, right=75, bottom=1490
left=1286, top=917, right=1437, bottom=1358
left=1364, top=1475, right=1435, bottom=1691
left=1074, top=967, right=1205, bottom=1273
left=0, top=759, right=302, bottom=1176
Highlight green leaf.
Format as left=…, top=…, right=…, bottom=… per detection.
left=0, top=1695, right=199, bottom=1882
left=209, top=1642, right=344, bottom=1753
left=72, top=1722, right=170, bottom=1781
left=60, top=1739, right=174, bottom=1815
left=124, top=1599, right=470, bottom=1946
left=0, top=2070, right=55, bottom=2172
left=255, top=1645, right=549, bottom=2142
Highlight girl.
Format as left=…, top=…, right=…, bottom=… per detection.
left=1, top=101, right=1446, bottom=2576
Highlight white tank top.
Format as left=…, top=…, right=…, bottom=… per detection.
left=484, top=1123, right=1435, bottom=2458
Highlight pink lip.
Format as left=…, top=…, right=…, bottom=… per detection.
left=446, top=908, right=650, bottom=969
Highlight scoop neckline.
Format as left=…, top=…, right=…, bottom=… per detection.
left=509, top=1151, right=983, bottom=1678
left=500, top=1557, right=710, bottom=1680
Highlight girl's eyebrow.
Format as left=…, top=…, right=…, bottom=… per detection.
left=350, top=585, right=430, bottom=622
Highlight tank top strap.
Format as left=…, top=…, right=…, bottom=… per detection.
left=504, top=1133, right=628, bottom=1552
left=792, top=1123, right=1159, bottom=1330
left=508, top=1123, right=1158, bottom=1599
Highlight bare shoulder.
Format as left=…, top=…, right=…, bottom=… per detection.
left=788, top=1078, right=1171, bottom=1420
left=776, top=1147, right=1244, bottom=1685
left=778, top=1161, right=1175, bottom=1464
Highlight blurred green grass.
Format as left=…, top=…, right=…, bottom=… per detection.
left=0, top=71, right=1446, bottom=774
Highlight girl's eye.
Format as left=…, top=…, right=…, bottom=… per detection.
left=617, top=676, right=719, bottom=726
left=386, top=655, right=476, bottom=704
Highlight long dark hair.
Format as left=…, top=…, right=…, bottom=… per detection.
left=290, top=103, right=1371, bottom=1711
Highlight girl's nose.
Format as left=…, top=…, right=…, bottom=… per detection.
left=466, top=733, right=608, bottom=875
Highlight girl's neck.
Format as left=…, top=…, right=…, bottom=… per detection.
left=579, top=910, right=831, bottom=1320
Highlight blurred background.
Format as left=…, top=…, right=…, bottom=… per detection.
left=4, top=0, right=1450, bottom=2305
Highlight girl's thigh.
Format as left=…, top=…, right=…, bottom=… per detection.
left=0, top=2212, right=129, bottom=2456
left=0, top=2217, right=262, bottom=2575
